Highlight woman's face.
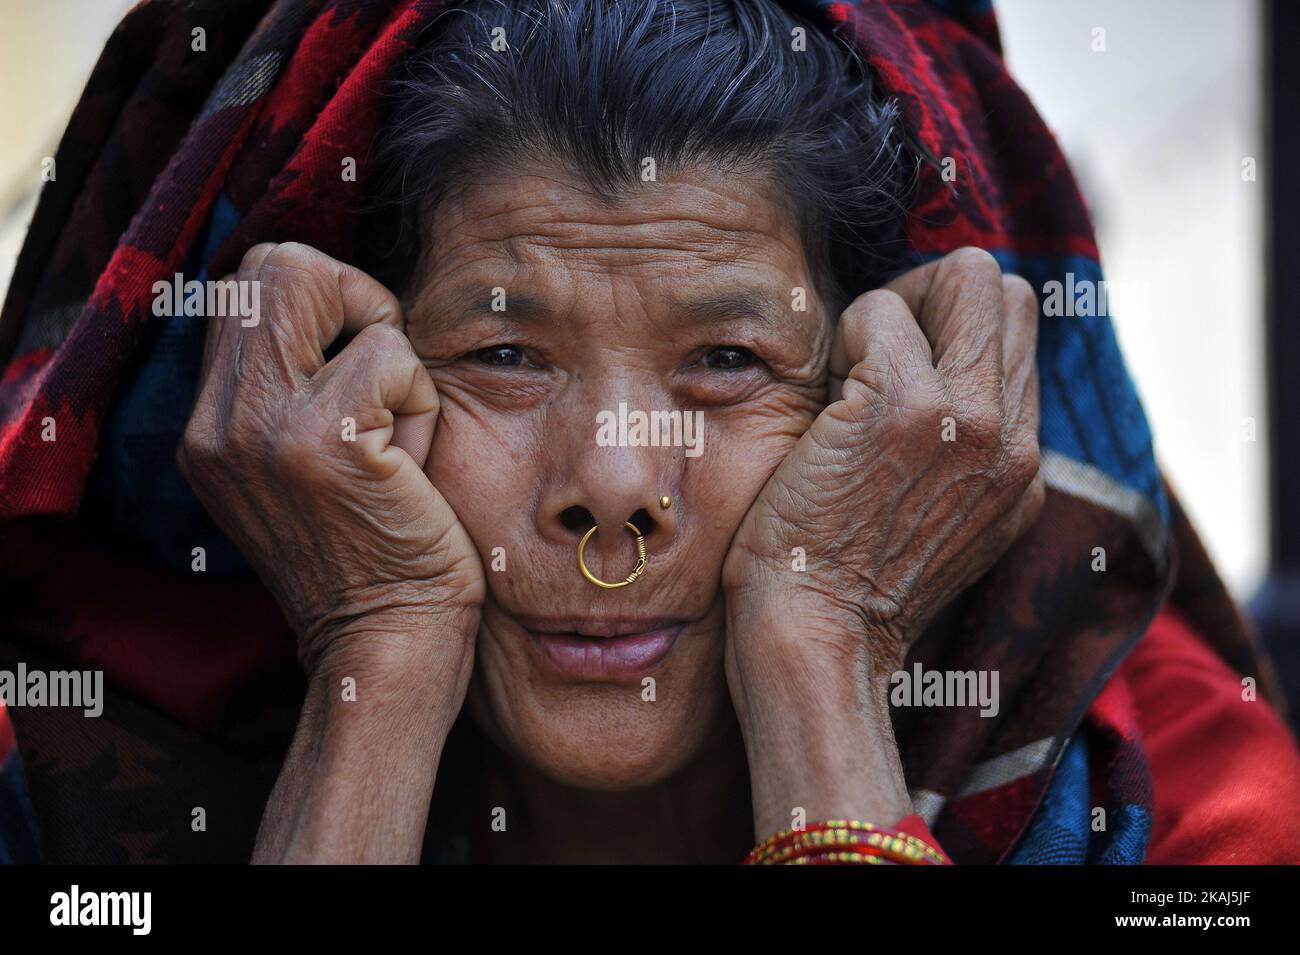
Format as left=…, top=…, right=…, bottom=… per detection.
left=405, top=161, right=831, bottom=790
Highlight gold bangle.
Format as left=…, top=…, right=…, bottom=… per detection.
left=745, top=819, right=948, bottom=866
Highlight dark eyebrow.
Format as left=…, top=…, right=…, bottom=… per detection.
left=437, top=286, right=554, bottom=326
left=671, top=291, right=788, bottom=327
left=422, top=285, right=790, bottom=329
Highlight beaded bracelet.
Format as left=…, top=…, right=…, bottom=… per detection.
left=746, top=820, right=947, bottom=865
left=744, top=818, right=951, bottom=866
left=757, top=829, right=939, bottom=866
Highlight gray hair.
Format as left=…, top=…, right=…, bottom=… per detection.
left=361, top=0, right=919, bottom=314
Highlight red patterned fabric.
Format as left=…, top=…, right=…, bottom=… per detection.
left=1119, top=608, right=1300, bottom=864
left=0, top=0, right=1289, bottom=863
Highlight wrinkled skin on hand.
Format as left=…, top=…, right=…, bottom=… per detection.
left=177, top=242, right=485, bottom=679
left=723, top=247, right=1044, bottom=683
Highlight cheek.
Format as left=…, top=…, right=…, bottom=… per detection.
left=696, top=391, right=821, bottom=503
left=672, top=398, right=817, bottom=586
left=422, top=383, right=539, bottom=554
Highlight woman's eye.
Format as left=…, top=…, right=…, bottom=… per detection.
left=473, top=345, right=525, bottom=367
left=703, top=346, right=757, bottom=370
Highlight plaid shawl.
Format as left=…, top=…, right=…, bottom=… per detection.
left=0, top=0, right=1278, bottom=863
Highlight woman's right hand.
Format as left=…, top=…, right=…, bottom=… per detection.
left=178, top=241, right=485, bottom=683
left=178, top=242, right=483, bottom=862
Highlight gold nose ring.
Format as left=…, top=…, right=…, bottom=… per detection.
left=578, top=521, right=647, bottom=589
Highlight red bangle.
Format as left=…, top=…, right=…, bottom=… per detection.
left=744, top=817, right=950, bottom=866
left=775, top=838, right=912, bottom=866
left=893, top=814, right=952, bottom=865
left=754, top=827, right=938, bottom=865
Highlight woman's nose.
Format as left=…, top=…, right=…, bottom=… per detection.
left=539, top=452, right=679, bottom=558
left=557, top=496, right=674, bottom=544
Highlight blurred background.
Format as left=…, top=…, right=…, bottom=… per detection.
left=1, top=1, right=1295, bottom=690
left=1000, top=0, right=1268, bottom=598
left=0, top=0, right=137, bottom=302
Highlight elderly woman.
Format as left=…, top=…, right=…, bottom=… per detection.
left=1, top=0, right=1298, bottom=865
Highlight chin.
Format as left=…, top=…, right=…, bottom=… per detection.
left=510, top=711, right=713, bottom=793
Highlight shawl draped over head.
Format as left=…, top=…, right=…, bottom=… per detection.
left=0, top=0, right=1280, bottom=863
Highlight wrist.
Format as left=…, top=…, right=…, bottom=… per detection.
left=725, top=563, right=908, bottom=673
left=254, top=611, right=478, bottom=864
left=743, top=720, right=912, bottom=838
left=305, top=601, right=479, bottom=679
left=724, top=581, right=901, bottom=702
left=725, top=588, right=911, bottom=839
left=306, top=607, right=479, bottom=746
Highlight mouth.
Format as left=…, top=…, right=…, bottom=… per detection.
left=518, top=616, right=686, bottom=680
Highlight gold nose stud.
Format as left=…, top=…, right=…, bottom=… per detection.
left=578, top=521, right=648, bottom=589
left=659, top=495, right=672, bottom=510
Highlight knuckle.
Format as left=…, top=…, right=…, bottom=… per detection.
left=237, top=242, right=277, bottom=277
left=1002, top=273, right=1037, bottom=312
left=355, top=320, right=409, bottom=355
left=1026, top=471, right=1047, bottom=516
left=256, top=242, right=331, bottom=297
left=352, top=322, right=415, bottom=375
left=260, top=241, right=317, bottom=271
left=1001, top=271, right=1031, bottom=291
left=177, top=409, right=229, bottom=484
left=841, top=287, right=906, bottom=324
left=945, top=246, right=1000, bottom=278
left=1003, top=432, right=1042, bottom=490
left=179, top=412, right=215, bottom=462
left=176, top=427, right=200, bottom=480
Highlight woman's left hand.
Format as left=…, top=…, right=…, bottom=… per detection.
left=721, top=247, right=1043, bottom=835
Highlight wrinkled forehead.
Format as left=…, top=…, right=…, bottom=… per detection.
left=404, top=162, right=826, bottom=336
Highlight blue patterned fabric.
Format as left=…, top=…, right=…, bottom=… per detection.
left=0, top=749, right=40, bottom=865
left=1010, top=732, right=1151, bottom=865
left=86, top=194, right=251, bottom=575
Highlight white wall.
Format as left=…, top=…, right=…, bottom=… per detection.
left=998, top=0, right=1267, bottom=597
left=0, top=0, right=137, bottom=298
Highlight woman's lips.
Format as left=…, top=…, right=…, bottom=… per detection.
left=524, top=623, right=684, bottom=680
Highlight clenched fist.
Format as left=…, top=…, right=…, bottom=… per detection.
left=724, top=246, right=1043, bottom=691
left=177, top=242, right=484, bottom=681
